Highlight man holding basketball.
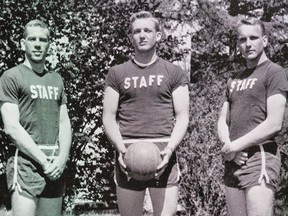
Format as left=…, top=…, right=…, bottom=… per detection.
left=218, top=17, right=288, bottom=216
left=0, top=20, right=72, bottom=216
left=103, top=11, right=189, bottom=216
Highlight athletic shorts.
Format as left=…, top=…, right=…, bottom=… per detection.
left=224, top=142, right=280, bottom=190
left=6, top=146, right=66, bottom=198
left=114, top=139, right=180, bottom=191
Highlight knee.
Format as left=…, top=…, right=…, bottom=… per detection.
left=247, top=202, right=273, bottom=216
left=154, top=210, right=176, bottom=216
left=247, top=209, right=273, bottom=216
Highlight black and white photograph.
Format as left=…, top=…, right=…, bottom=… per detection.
left=0, top=0, right=288, bottom=215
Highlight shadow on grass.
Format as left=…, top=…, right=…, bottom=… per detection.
left=63, top=208, right=120, bottom=216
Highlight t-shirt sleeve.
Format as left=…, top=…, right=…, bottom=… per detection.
left=224, top=78, right=232, bottom=102
left=267, top=67, right=288, bottom=98
left=105, top=67, right=120, bottom=92
left=59, top=75, right=67, bottom=105
left=170, top=65, right=189, bottom=92
left=0, top=71, right=20, bottom=104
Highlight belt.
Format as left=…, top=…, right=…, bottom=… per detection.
left=247, top=142, right=277, bottom=158
left=122, top=137, right=170, bottom=144
left=9, top=145, right=59, bottom=159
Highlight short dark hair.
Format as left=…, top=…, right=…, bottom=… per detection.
left=236, top=17, right=266, bottom=36
left=23, top=20, right=50, bottom=39
left=129, top=11, right=160, bottom=32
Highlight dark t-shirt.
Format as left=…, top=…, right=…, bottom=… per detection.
left=225, top=60, right=288, bottom=142
left=0, top=64, right=66, bottom=151
left=105, top=58, right=189, bottom=139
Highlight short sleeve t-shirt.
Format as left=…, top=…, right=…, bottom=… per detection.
left=225, top=60, right=288, bottom=142
left=105, top=57, right=188, bottom=139
left=0, top=64, right=67, bottom=148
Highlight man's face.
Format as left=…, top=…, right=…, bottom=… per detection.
left=130, top=18, right=161, bottom=53
left=21, top=26, right=50, bottom=64
left=237, top=24, right=267, bottom=61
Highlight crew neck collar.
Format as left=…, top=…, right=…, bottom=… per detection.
left=247, top=59, right=270, bottom=70
left=21, top=62, right=47, bottom=75
left=132, top=56, right=159, bottom=68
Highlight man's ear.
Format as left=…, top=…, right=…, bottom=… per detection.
left=263, top=35, right=268, bottom=48
left=128, top=34, right=135, bottom=47
left=156, top=32, right=162, bottom=42
left=128, top=34, right=132, bottom=42
left=20, top=38, right=26, bottom=51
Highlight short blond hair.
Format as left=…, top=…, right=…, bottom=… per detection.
left=236, top=17, right=266, bottom=36
left=129, top=11, right=160, bottom=32
left=23, top=20, right=50, bottom=39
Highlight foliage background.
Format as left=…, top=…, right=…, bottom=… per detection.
left=0, top=0, right=288, bottom=215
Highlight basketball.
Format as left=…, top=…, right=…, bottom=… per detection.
left=124, top=141, right=161, bottom=181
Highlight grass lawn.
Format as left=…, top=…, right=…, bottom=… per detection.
left=0, top=209, right=120, bottom=216
left=64, top=209, right=153, bottom=216
left=0, top=208, right=154, bottom=216
left=63, top=209, right=121, bottom=216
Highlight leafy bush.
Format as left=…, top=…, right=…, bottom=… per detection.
left=1, top=0, right=288, bottom=215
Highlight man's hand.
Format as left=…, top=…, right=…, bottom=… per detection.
left=221, top=141, right=237, bottom=155
left=224, top=152, right=236, bottom=161
left=221, top=141, right=237, bottom=161
left=118, top=149, right=131, bottom=181
left=233, top=151, right=248, bottom=167
left=155, top=147, right=173, bottom=179
left=221, top=141, right=248, bottom=167
left=44, top=156, right=66, bottom=180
